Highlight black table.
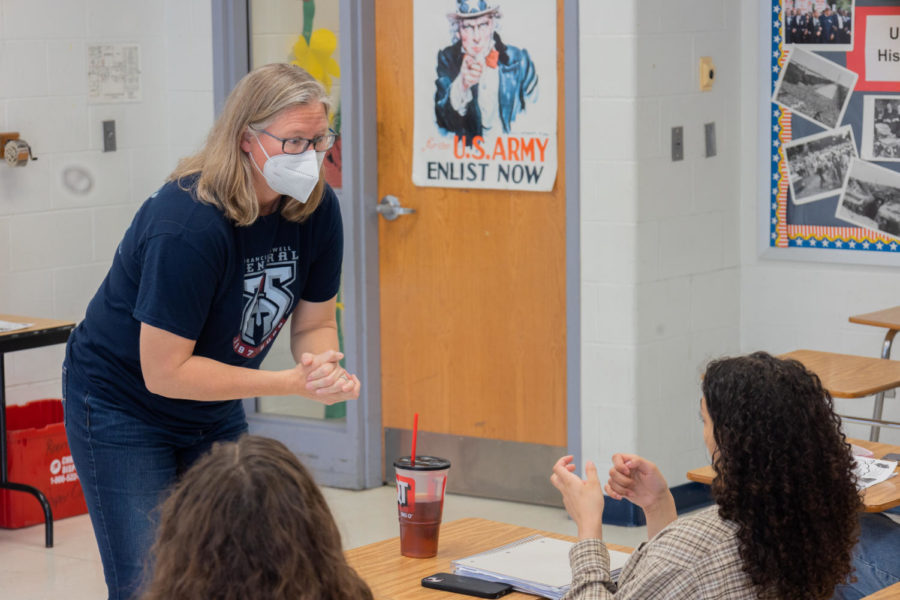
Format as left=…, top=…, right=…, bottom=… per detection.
left=0, top=314, right=75, bottom=548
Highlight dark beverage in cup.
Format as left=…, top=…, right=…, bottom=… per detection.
left=394, top=456, right=451, bottom=558
left=399, top=499, right=443, bottom=558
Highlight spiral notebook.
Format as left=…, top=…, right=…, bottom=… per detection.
left=451, top=535, right=630, bottom=600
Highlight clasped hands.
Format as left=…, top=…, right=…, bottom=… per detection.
left=293, top=350, right=360, bottom=405
left=550, top=454, right=671, bottom=541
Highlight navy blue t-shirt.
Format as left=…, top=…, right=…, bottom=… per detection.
left=66, top=178, right=343, bottom=429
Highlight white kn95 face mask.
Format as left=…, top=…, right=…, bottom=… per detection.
left=249, top=134, right=323, bottom=204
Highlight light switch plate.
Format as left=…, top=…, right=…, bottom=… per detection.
left=103, top=120, right=116, bottom=152
left=705, top=122, right=717, bottom=157
left=671, top=126, right=683, bottom=162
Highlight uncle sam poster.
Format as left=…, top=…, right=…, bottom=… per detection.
left=412, top=0, right=558, bottom=192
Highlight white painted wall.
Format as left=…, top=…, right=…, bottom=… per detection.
left=737, top=0, right=900, bottom=445
left=0, top=0, right=214, bottom=406
left=579, top=0, right=742, bottom=483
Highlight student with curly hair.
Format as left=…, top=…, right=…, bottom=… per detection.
left=140, top=435, right=373, bottom=600
left=551, top=352, right=861, bottom=599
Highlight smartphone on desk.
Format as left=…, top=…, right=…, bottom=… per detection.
left=421, top=573, right=513, bottom=598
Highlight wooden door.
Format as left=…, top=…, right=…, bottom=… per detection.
left=375, top=2, right=567, bottom=454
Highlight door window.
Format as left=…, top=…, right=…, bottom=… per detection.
left=250, top=0, right=345, bottom=420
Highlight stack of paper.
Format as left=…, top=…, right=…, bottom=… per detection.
left=0, top=320, right=32, bottom=333
left=853, top=456, right=898, bottom=489
left=452, top=535, right=630, bottom=600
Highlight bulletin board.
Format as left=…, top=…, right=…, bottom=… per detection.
left=766, top=0, right=900, bottom=261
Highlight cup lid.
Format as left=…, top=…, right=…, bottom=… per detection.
left=393, top=456, right=451, bottom=471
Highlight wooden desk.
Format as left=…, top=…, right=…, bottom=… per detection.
left=864, top=581, right=900, bottom=599
left=0, top=314, right=76, bottom=548
left=850, top=306, right=900, bottom=441
left=687, top=438, right=900, bottom=513
left=782, top=350, right=900, bottom=398
left=781, top=350, right=900, bottom=438
left=849, top=306, right=900, bottom=333
left=346, top=517, right=632, bottom=599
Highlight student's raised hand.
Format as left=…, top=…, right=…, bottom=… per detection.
left=604, top=453, right=669, bottom=511
left=550, top=455, right=604, bottom=540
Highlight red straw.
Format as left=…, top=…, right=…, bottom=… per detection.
left=411, top=413, right=419, bottom=465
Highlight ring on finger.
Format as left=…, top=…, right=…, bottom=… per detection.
left=339, top=373, right=350, bottom=382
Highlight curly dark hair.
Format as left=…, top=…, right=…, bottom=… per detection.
left=140, top=435, right=373, bottom=600
left=702, top=352, right=861, bottom=599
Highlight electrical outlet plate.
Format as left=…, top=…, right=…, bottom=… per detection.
left=102, top=120, right=116, bottom=152
left=699, top=57, right=715, bottom=91
left=0, top=132, right=20, bottom=159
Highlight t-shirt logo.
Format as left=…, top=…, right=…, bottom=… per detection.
left=233, top=260, right=296, bottom=358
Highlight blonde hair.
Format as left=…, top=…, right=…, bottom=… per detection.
left=169, top=63, right=332, bottom=226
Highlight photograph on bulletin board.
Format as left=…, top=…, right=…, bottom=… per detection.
left=770, top=0, right=900, bottom=254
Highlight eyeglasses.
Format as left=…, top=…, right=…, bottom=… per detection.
left=251, top=127, right=337, bottom=154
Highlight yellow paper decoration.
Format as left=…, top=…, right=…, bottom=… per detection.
left=291, top=29, right=341, bottom=94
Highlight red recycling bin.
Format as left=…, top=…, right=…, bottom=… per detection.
left=1, top=399, right=88, bottom=528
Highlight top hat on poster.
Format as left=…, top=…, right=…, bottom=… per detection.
left=448, top=0, right=501, bottom=20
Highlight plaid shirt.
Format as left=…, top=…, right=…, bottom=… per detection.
left=564, top=506, right=757, bottom=599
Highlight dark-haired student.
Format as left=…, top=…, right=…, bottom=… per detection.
left=552, top=352, right=860, bottom=599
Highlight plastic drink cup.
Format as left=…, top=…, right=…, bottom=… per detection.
left=393, top=456, right=451, bottom=558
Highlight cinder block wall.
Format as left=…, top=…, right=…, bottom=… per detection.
left=0, top=0, right=214, bottom=405
left=578, top=0, right=742, bottom=483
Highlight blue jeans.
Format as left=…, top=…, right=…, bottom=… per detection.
left=62, top=363, right=248, bottom=600
left=832, top=509, right=900, bottom=599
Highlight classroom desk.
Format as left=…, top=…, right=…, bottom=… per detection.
left=687, top=437, right=900, bottom=513
left=0, top=314, right=75, bottom=548
left=781, top=350, right=900, bottom=440
left=864, top=581, right=900, bottom=600
left=345, top=517, right=632, bottom=599
left=850, top=306, right=900, bottom=441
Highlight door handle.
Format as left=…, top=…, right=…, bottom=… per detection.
left=377, top=195, right=415, bottom=221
